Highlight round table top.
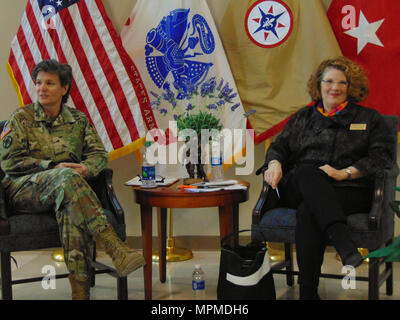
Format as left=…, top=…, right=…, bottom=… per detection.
left=131, top=179, right=249, bottom=208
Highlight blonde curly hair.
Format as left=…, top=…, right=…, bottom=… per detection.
left=307, top=56, right=369, bottom=103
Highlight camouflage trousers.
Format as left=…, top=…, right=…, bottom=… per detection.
left=7, top=168, right=110, bottom=280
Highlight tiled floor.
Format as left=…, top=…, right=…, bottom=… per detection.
left=7, top=248, right=400, bottom=300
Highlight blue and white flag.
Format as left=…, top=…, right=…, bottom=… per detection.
left=121, top=0, right=250, bottom=178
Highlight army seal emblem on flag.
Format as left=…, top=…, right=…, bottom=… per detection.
left=144, top=8, right=215, bottom=97
left=245, top=0, right=293, bottom=48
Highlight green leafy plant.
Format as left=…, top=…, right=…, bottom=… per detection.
left=176, top=111, right=222, bottom=135
left=365, top=235, right=400, bottom=262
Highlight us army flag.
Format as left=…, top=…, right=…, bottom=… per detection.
left=218, top=0, right=342, bottom=144
left=121, top=0, right=248, bottom=178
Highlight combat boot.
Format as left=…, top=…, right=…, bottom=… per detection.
left=95, top=226, right=145, bottom=276
left=68, top=274, right=90, bottom=300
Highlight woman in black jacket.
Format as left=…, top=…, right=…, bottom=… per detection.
left=262, top=57, right=394, bottom=299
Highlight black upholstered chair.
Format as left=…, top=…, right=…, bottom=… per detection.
left=0, top=121, right=129, bottom=300
left=252, top=115, right=399, bottom=300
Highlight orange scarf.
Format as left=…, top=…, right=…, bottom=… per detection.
left=317, top=101, right=348, bottom=117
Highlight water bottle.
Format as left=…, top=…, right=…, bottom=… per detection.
left=210, top=141, right=224, bottom=182
left=192, top=264, right=205, bottom=299
left=141, top=141, right=156, bottom=188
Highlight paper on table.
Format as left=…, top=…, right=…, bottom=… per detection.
left=184, top=184, right=247, bottom=192
left=184, top=187, right=223, bottom=193
left=194, top=180, right=239, bottom=187
left=222, top=184, right=248, bottom=190
left=125, top=176, right=178, bottom=186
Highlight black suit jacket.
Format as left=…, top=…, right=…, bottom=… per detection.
left=259, top=102, right=395, bottom=188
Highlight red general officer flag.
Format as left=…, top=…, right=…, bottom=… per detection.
left=327, top=1, right=400, bottom=120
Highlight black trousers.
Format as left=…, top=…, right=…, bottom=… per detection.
left=276, top=165, right=373, bottom=287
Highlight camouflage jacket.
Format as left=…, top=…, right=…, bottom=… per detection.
left=261, top=102, right=395, bottom=188
left=0, top=102, right=109, bottom=190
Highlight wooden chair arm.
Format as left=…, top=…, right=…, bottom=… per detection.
left=252, top=177, right=270, bottom=225
left=368, top=165, right=399, bottom=230
left=0, top=178, right=10, bottom=235
left=0, top=217, right=10, bottom=235
left=368, top=171, right=384, bottom=231
left=87, top=168, right=125, bottom=225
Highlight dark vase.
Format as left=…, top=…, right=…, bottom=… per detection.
left=184, top=142, right=208, bottom=184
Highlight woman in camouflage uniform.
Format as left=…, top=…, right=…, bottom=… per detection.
left=0, top=59, right=144, bottom=299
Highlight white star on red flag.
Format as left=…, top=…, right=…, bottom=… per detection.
left=327, top=0, right=400, bottom=122
left=344, top=10, right=384, bottom=55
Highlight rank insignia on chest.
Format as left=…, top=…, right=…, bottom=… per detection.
left=0, top=124, right=11, bottom=140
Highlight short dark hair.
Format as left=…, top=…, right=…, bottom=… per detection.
left=307, top=56, right=369, bottom=103
left=32, top=59, right=73, bottom=105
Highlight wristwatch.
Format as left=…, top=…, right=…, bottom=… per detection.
left=268, top=160, right=280, bottom=168
left=345, top=167, right=352, bottom=180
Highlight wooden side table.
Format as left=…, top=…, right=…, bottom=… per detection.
left=131, top=180, right=249, bottom=300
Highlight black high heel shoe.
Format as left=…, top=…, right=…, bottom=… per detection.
left=343, top=251, right=363, bottom=268
left=327, top=223, right=362, bottom=267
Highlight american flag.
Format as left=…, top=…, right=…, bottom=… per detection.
left=7, top=0, right=151, bottom=160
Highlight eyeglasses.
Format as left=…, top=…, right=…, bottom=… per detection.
left=321, top=79, right=349, bottom=87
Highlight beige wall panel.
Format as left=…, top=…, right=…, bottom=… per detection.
left=0, top=1, right=398, bottom=239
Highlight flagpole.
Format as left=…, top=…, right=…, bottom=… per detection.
left=152, top=208, right=193, bottom=262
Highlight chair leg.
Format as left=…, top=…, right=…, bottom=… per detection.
left=117, top=276, right=128, bottom=300
left=284, top=243, right=294, bottom=286
left=368, top=258, right=379, bottom=300
left=385, top=261, right=393, bottom=296
left=0, top=252, right=13, bottom=300
left=90, top=245, right=96, bottom=287
left=384, top=239, right=393, bottom=296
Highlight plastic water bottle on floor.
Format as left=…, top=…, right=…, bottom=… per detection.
left=192, top=264, right=206, bottom=299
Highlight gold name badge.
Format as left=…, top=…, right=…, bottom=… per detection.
left=350, top=123, right=367, bottom=130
